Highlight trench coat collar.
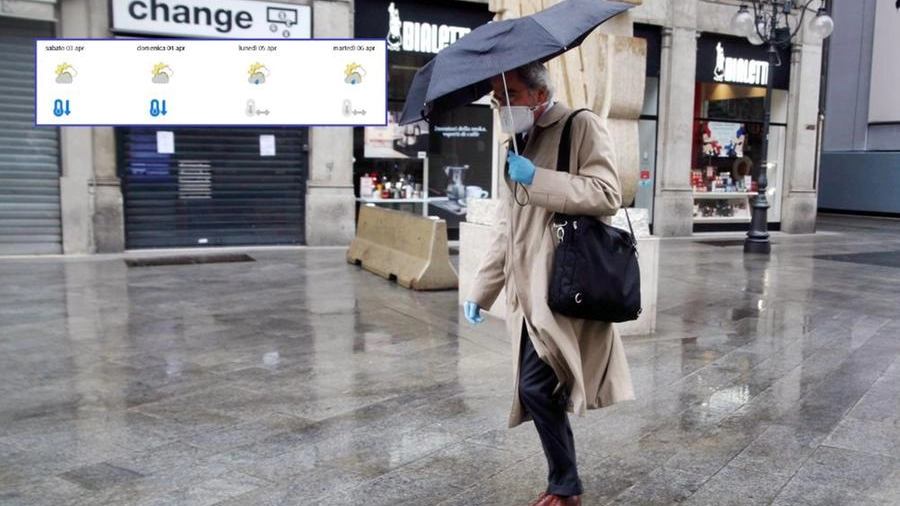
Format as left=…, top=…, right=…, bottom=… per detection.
left=535, top=100, right=572, bottom=129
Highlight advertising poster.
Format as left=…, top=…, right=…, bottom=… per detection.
left=364, top=111, right=429, bottom=159
left=427, top=104, right=493, bottom=237
left=701, top=121, right=747, bottom=158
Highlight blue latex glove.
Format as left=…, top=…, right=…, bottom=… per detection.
left=507, top=151, right=536, bottom=185
left=464, top=300, right=484, bottom=325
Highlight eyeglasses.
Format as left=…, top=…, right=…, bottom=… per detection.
left=490, top=90, right=528, bottom=108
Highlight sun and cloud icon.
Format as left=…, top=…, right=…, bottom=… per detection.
left=55, top=63, right=77, bottom=84
left=248, top=62, right=271, bottom=84
left=152, top=63, right=174, bottom=84
left=344, top=63, right=366, bottom=85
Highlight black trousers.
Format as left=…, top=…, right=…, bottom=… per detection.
left=519, top=323, right=583, bottom=496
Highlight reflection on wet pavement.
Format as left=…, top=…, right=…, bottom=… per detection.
left=1, top=215, right=900, bottom=505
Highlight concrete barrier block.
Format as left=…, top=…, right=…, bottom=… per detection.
left=459, top=221, right=508, bottom=317
left=465, top=198, right=503, bottom=227
left=612, top=207, right=651, bottom=237
left=348, top=205, right=458, bottom=291
left=606, top=118, right=640, bottom=207
left=616, top=235, right=659, bottom=336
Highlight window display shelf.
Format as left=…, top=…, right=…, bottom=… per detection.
left=356, top=197, right=452, bottom=218
left=692, top=191, right=757, bottom=199
left=693, top=215, right=750, bottom=223
left=693, top=193, right=752, bottom=223
left=357, top=197, right=449, bottom=204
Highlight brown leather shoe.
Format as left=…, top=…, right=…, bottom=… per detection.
left=534, top=493, right=582, bottom=506
left=528, top=491, right=549, bottom=506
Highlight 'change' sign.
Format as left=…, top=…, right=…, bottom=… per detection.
left=112, top=0, right=311, bottom=39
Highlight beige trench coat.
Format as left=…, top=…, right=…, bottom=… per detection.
left=467, top=102, right=635, bottom=428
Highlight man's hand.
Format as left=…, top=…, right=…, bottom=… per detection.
left=464, top=300, right=484, bottom=324
left=508, top=152, right=536, bottom=185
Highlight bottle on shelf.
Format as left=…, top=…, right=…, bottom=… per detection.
left=406, top=173, right=416, bottom=199
left=359, top=172, right=374, bottom=199
left=381, top=174, right=390, bottom=199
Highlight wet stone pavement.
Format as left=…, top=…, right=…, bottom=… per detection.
left=2, top=215, right=900, bottom=506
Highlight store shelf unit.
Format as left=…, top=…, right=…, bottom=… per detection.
left=692, top=192, right=754, bottom=223
left=357, top=198, right=430, bottom=204
left=356, top=197, right=451, bottom=217
left=692, top=192, right=757, bottom=199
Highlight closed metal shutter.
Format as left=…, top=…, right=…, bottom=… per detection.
left=118, top=127, right=308, bottom=248
left=0, top=18, right=61, bottom=255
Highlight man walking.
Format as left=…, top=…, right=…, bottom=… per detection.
left=464, top=61, right=634, bottom=506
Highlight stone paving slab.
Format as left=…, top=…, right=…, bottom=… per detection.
left=1, top=215, right=900, bottom=505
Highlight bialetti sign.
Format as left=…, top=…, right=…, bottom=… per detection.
left=111, top=0, right=311, bottom=39
left=713, top=42, right=769, bottom=86
left=386, top=2, right=471, bottom=54
left=697, top=34, right=790, bottom=90
left=354, top=0, right=492, bottom=56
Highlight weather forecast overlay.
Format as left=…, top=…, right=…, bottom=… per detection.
left=35, top=39, right=387, bottom=126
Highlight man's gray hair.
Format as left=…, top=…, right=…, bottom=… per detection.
left=514, top=61, right=555, bottom=98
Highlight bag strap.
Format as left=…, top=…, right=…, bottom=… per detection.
left=556, top=108, right=590, bottom=176
left=555, top=109, right=634, bottom=238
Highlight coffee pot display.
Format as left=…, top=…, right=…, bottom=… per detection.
left=443, top=164, right=470, bottom=205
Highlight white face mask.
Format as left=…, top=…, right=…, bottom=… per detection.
left=499, top=105, right=538, bottom=134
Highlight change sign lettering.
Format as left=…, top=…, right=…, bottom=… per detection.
left=112, top=0, right=311, bottom=39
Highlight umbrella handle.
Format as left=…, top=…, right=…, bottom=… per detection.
left=501, top=72, right=520, bottom=156
left=499, top=71, right=529, bottom=206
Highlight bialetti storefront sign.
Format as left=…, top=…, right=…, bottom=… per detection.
left=713, top=42, right=769, bottom=86
left=697, top=34, right=790, bottom=89
left=355, top=0, right=491, bottom=55
left=111, top=0, right=311, bottom=39
left=386, top=2, right=471, bottom=54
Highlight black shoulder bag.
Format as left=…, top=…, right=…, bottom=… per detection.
left=547, top=109, right=642, bottom=323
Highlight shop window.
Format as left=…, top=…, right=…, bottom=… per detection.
left=635, top=77, right=659, bottom=218
left=353, top=52, right=432, bottom=201
left=691, top=82, right=787, bottom=224
left=697, top=83, right=787, bottom=124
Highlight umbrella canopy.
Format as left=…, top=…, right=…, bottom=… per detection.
left=399, top=0, right=634, bottom=124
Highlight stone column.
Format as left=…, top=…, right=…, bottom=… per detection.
left=58, top=0, right=95, bottom=254
left=58, top=0, right=123, bottom=253
left=91, top=125, right=124, bottom=252
left=89, top=0, right=125, bottom=253
left=305, top=0, right=356, bottom=245
left=781, top=41, right=824, bottom=234
left=652, top=24, right=696, bottom=237
left=588, top=33, right=646, bottom=207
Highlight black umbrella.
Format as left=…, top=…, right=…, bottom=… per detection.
left=399, top=0, right=634, bottom=125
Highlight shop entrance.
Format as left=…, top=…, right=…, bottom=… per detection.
left=0, top=17, right=62, bottom=255
left=117, top=127, right=308, bottom=248
left=691, top=34, right=790, bottom=231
